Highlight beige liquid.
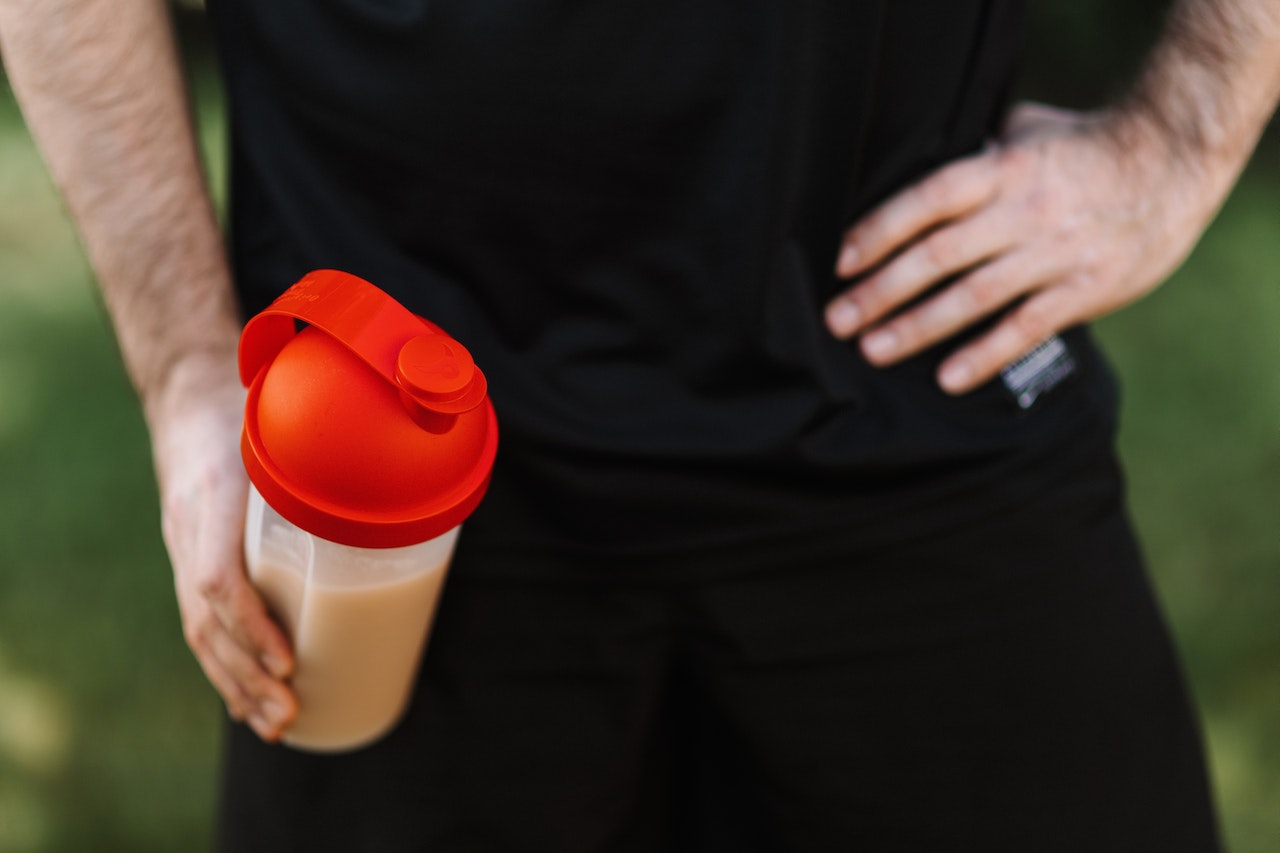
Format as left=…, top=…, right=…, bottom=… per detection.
left=250, top=557, right=449, bottom=752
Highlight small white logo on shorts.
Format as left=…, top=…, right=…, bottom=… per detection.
left=1000, top=335, right=1077, bottom=409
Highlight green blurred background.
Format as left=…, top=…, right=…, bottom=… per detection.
left=1, top=2, right=1276, bottom=850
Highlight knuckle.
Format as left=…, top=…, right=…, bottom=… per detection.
left=888, top=316, right=920, bottom=350
left=183, top=617, right=211, bottom=656
left=997, top=143, right=1034, bottom=178
left=183, top=626, right=203, bottom=655
left=1023, top=187, right=1060, bottom=222
left=919, top=232, right=959, bottom=274
left=860, top=280, right=901, bottom=322
left=963, top=273, right=999, bottom=309
left=197, top=567, right=233, bottom=602
left=223, top=685, right=251, bottom=719
left=1011, top=300, right=1054, bottom=345
left=843, top=281, right=883, bottom=320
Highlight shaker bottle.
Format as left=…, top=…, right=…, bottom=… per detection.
left=238, top=269, right=498, bottom=752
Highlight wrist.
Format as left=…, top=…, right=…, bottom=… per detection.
left=1094, top=99, right=1242, bottom=242
left=114, top=263, right=242, bottom=423
left=143, top=344, right=243, bottom=454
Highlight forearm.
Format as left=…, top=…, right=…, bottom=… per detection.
left=0, top=0, right=239, bottom=423
left=2, top=3, right=298, bottom=734
left=826, top=0, right=1280, bottom=389
left=1116, top=0, right=1280, bottom=187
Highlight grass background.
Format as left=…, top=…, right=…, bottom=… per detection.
left=2, top=4, right=1277, bottom=850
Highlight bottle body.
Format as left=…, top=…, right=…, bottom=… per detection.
left=244, top=484, right=458, bottom=752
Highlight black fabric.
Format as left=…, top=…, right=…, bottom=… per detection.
left=204, top=4, right=1219, bottom=848
left=204, top=0, right=1124, bottom=573
left=215, top=444, right=1221, bottom=852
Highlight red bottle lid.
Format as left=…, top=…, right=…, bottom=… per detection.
left=239, top=270, right=498, bottom=548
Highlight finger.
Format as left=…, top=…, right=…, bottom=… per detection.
left=827, top=205, right=1016, bottom=339
left=205, top=625, right=297, bottom=741
left=162, top=468, right=283, bottom=671
left=198, top=561, right=295, bottom=681
left=856, top=248, right=1054, bottom=365
left=936, top=285, right=1082, bottom=395
left=834, top=145, right=999, bottom=278
left=180, top=596, right=254, bottom=721
left=201, top=650, right=253, bottom=724
left=178, top=477, right=296, bottom=681
left=179, top=583, right=297, bottom=734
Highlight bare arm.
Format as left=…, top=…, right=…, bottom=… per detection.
left=1124, top=0, right=1280, bottom=170
left=825, top=0, right=1280, bottom=394
left=0, top=0, right=294, bottom=739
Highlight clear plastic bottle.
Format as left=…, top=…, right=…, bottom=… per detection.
left=238, top=270, right=497, bottom=752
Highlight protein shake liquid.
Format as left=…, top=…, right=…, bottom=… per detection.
left=238, top=270, right=498, bottom=752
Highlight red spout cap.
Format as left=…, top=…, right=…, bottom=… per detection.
left=239, top=270, right=498, bottom=548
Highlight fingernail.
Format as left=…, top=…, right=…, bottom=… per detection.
left=836, top=244, right=860, bottom=274
left=862, top=329, right=899, bottom=362
left=261, top=653, right=290, bottom=680
left=825, top=300, right=862, bottom=337
left=939, top=360, right=973, bottom=393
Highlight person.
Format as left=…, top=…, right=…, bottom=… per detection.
left=2, top=1, right=1277, bottom=849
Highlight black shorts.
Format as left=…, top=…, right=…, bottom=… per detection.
left=215, top=447, right=1220, bottom=852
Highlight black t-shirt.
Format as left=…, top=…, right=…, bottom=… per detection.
left=209, top=0, right=1119, bottom=575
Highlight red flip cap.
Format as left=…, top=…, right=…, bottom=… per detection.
left=239, top=270, right=498, bottom=548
